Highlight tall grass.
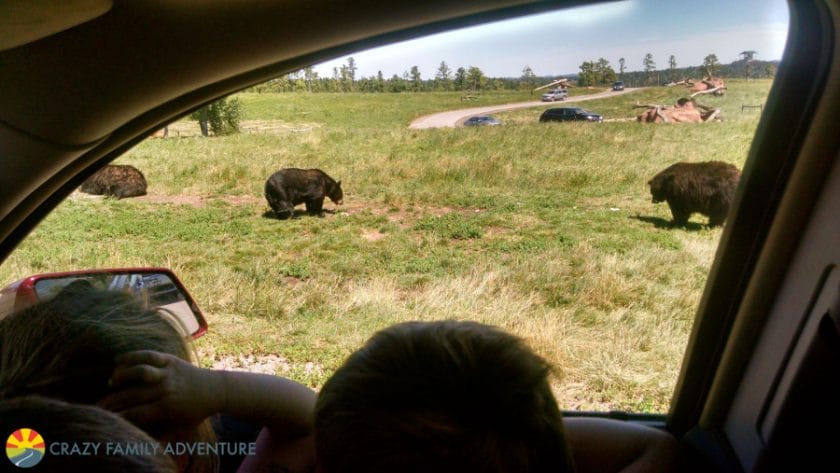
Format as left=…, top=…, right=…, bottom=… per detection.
left=0, top=82, right=773, bottom=411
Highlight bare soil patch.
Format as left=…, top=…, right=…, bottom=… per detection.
left=340, top=203, right=484, bottom=229
left=151, top=120, right=320, bottom=138
left=73, top=190, right=484, bottom=228
left=203, top=352, right=324, bottom=379
left=361, top=229, right=386, bottom=241
left=133, top=193, right=263, bottom=208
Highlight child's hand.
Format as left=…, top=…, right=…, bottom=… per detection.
left=101, top=349, right=316, bottom=447
left=99, top=350, right=220, bottom=431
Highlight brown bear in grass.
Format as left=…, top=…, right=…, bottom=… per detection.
left=264, top=168, right=343, bottom=219
left=80, top=164, right=148, bottom=198
left=648, top=161, right=740, bottom=227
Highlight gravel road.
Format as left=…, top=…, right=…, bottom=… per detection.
left=408, top=88, right=642, bottom=129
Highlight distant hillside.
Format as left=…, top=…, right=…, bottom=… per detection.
left=603, top=59, right=780, bottom=87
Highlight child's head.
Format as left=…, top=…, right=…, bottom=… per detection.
left=0, top=395, right=177, bottom=472
left=0, top=288, right=216, bottom=473
left=315, top=320, right=574, bottom=473
left=0, top=288, right=190, bottom=403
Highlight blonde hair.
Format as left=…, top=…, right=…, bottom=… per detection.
left=0, top=289, right=217, bottom=473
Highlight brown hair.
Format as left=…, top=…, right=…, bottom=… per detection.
left=315, top=320, right=575, bottom=473
left=0, top=395, right=177, bottom=472
left=0, top=288, right=217, bottom=473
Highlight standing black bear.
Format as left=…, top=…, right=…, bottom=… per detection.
left=648, top=161, right=740, bottom=227
left=80, top=164, right=147, bottom=198
left=264, top=168, right=343, bottom=219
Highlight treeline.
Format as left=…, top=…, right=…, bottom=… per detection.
left=575, top=52, right=778, bottom=87
left=615, top=53, right=779, bottom=87
left=248, top=54, right=778, bottom=94
left=248, top=59, right=551, bottom=93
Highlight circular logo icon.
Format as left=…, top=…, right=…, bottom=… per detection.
left=6, top=428, right=45, bottom=468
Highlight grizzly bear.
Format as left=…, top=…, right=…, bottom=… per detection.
left=648, top=161, right=740, bottom=227
left=80, top=164, right=147, bottom=198
left=264, top=168, right=343, bottom=219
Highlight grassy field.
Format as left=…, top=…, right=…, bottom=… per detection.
left=0, top=79, right=774, bottom=412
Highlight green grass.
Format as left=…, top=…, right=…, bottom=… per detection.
left=238, top=90, right=548, bottom=129
left=0, top=83, right=773, bottom=412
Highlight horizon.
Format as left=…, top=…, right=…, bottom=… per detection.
left=312, top=0, right=788, bottom=79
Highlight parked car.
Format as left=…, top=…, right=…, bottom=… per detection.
left=541, top=87, right=568, bottom=101
left=1, top=1, right=839, bottom=472
left=540, top=107, right=603, bottom=123
left=463, top=115, right=502, bottom=126
left=612, top=80, right=625, bottom=91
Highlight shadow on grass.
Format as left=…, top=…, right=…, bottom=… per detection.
left=262, top=209, right=337, bottom=219
left=631, top=215, right=705, bottom=232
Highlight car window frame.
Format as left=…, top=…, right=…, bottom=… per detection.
left=668, top=0, right=836, bottom=438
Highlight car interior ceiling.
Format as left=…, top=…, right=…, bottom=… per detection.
left=1, top=0, right=839, bottom=471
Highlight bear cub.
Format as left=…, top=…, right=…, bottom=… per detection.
left=265, top=168, right=343, bottom=219
left=80, top=164, right=148, bottom=198
left=648, top=161, right=740, bottom=227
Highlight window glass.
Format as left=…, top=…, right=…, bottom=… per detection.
left=0, top=0, right=789, bottom=413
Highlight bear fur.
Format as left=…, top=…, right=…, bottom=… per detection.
left=80, top=164, right=148, bottom=198
left=648, top=161, right=740, bottom=227
left=264, top=168, right=343, bottom=219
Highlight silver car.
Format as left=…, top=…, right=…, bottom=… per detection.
left=463, top=116, right=502, bottom=126
left=541, top=88, right=568, bottom=101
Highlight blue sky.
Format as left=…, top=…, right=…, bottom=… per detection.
left=313, top=0, right=789, bottom=78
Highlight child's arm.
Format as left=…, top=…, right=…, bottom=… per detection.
left=100, top=350, right=315, bottom=439
left=235, top=428, right=315, bottom=473
left=564, top=417, right=684, bottom=473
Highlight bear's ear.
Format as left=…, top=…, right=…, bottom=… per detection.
left=337, top=180, right=342, bottom=186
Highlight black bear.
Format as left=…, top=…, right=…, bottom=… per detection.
left=264, top=168, right=343, bottom=219
left=648, top=161, right=740, bottom=227
left=80, top=164, right=148, bottom=198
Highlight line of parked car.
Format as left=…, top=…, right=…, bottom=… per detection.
left=463, top=80, right=627, bottom=127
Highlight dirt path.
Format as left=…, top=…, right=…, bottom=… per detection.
left=75, top=191, right=478, bottom=224
left=408, top=88, right=643, bottom=129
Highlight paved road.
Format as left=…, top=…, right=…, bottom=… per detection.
left=408, top=88, right=643, bottom=129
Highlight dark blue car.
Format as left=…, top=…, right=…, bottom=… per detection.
left=463, top=115, right=502, bottom=126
